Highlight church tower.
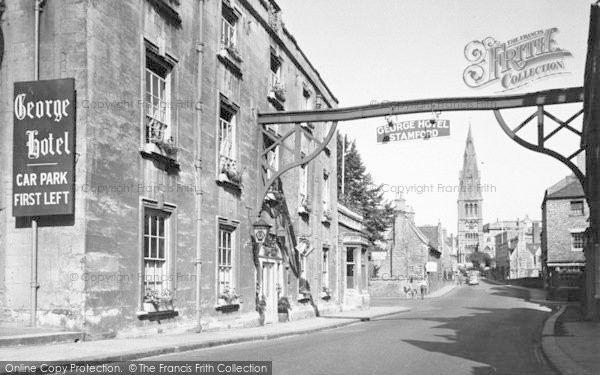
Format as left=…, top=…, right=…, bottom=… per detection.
left=457, top=126, right=483, bottom=264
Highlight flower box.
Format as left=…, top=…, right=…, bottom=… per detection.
left=219, top=160, right=243, bottom=188
left=215, top=303, right=240, bottom=313
left=137, top=310, right=179, bottom=322
left=298, top=197, right=311, bottom=216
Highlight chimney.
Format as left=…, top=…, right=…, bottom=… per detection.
left=532, top=222, right=541, bottom=244
left=405, top=205, right=415, bottom=222
left=393, top=192, right=406, bottom=212
left=577, top=150, right=586, bottom=171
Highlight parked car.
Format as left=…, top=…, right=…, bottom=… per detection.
left=468, top=275, right=479, bottom=285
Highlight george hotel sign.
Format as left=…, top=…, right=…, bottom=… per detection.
left=376, top=119, right=451, bottom=143
left=12, top=79, right=75, bottom=216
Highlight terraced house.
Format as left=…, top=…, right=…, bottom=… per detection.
left=0, top=0, right=342, bottom=338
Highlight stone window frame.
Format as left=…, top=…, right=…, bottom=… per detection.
left=269, top=48, right=283, bottom=91
left=221, top=0, right=241, bottom=51
left=322, top=246, right=330, bottom=289
left=570, top=200, right=585, bottom=216
left=322, top=171, right=331, bottom=213
left=143, top=40, right=177, bottom=147
left=139, top=199, right=177, bottom=310
left=216, top=218, right=239, bottom=297
left=346, top=247, right=356, bottom=290
left=299, top=163, right=309, bottom=204
left=570, top=229, right=586, bottom=251
left=297, top=239, right=313, bottom=294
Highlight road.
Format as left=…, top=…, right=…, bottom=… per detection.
left=144, top=281, right=557, bottom=375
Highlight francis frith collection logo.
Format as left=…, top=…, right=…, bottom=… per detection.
left=463, top=27, right=572, bottom=91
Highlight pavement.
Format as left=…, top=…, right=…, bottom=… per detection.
left=0, top=305, right=410, bottom=362
left=484, top=278, right=600, bottom=375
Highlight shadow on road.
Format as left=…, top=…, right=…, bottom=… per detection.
left=377, top=283, right=558, bottom=375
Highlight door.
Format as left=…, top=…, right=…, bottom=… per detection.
left=261, top=261, right=277, bottom=323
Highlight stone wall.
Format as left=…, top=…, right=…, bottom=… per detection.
left=543, top=198, right=588, bottom=264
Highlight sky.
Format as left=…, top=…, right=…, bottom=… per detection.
left=277, top=0, right=592, bottom=234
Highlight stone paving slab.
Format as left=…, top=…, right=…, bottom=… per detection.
left=0, top=306, right=410, bottom=362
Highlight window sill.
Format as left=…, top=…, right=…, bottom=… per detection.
left=136, top=309, right=179, bottom=322
left=298, top=206, right=311, bottom=216
left=140, top=144, right=180, bottom=174
left=217, top=50, right=243, bottom=78
left=216, top=173, right=242, bottom=192
left=215, top=303, right=240, bottom=313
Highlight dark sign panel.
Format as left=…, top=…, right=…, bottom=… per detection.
left=13, top=79, right=75, bottom=217
left=376, top=119, right=451, bottom=143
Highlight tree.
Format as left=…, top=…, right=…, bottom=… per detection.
left=468, top=251, right=492, bottom=269
left=337, top=133, right=395, bottom=244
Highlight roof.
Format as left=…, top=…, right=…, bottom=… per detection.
left=543, top=176, right=585, bottom=207
left=408, top=221, right=430, bottom=247
left=418, top=225, right=439, bottom=250
left=412, top=223, right=442, bottom=257
left=546, top=178, right=585, bottom=200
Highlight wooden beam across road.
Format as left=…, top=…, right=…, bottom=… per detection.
left=257, top=86, right=584, bottom=125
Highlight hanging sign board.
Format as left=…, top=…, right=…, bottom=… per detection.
left=12, top=78, right=76, bottom=217
left=376, top=119, right=451, bottom=143
left=426, top=261, right=438, bottom=273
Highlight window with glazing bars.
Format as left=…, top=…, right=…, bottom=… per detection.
left=299, top=164, right=308, bottom=201
left=571, top=232, right=584, bottom=250
left=322, top=173, right=330, bottom=211
left=221, top=17, right=236, bottom=49
left=221, top=2, right=238, bottom=49
left=144, top=212, right=167, bottom=293
left=322, top=248, right=329, bottom=288
left=145, top=59, right=169, bottom=143
left=218, top=226, right=234, bottom=294
left=570, top=201, right=584, bottom=215
left=218, top=105, right=236, bottom=172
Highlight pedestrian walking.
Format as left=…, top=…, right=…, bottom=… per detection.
left=419, top=278, right=429, bottom=299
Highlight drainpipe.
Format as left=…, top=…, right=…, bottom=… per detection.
left=30, top=0, right=44, bottom=329
left=194, top=0, right=205, bottom=333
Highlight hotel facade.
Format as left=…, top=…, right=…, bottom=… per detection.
left=0, top=0, right=344, bottom=338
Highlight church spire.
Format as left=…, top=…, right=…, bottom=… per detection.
left=459, top=125, right=481, bottom=199
left=457, top=125, right=483, bottom=264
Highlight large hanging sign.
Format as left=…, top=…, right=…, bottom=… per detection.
left=13, top=78, right=75, bottom=217
left=376, top=119, right=450, bottom=143
left=463, top=27, right=572, bottom=92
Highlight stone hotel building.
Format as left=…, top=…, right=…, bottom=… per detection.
left=0, top=0, right=343, bottom=338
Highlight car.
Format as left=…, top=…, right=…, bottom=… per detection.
left=468, top=275, right=479, bottom=285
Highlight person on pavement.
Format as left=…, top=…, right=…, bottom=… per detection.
left=419, top=277, right=429, bottom=299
